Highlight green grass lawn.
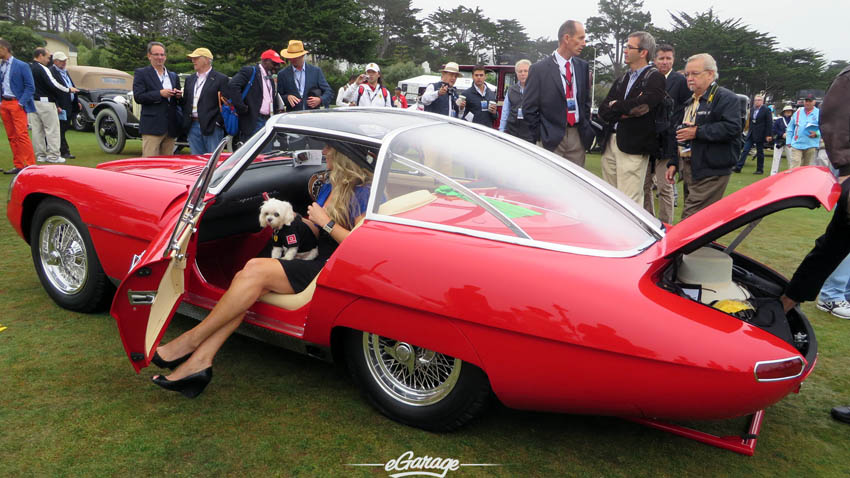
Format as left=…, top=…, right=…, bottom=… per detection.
left=1, top=128, right=849, bottom=477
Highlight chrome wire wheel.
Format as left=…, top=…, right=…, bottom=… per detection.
left=38, top=215, right=88, bottom=295
left=362, top=332, right=461, bottom=406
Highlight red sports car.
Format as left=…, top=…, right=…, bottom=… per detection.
left=6, top=109, right=839, bottom=454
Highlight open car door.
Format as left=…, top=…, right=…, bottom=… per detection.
left=111, top=140, right=226, bottom=373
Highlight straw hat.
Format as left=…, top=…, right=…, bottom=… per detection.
left=52, top=51, right=68, bottom=61
left=677, top=247, right=750, bottom=304
left=440, top=62, right=461, bottom=74
left=281, top=40, right=309, bottom=59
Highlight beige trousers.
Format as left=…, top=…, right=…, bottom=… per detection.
left=789, top=147, right=816, bottom=169
left=642, top=160, right=675, bottom=224
left=552, top=126, right=586, bottom=168
left=27, top=101, right=61, bottom=162
left=142, top=134, right=177, bottom=157
left=601, top=134, right=649, bottom=206
left=680, top=160, right=731, bottom=220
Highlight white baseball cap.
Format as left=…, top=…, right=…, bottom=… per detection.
left=365, top=62, right=380, bottom=73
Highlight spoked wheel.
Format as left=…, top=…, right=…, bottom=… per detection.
left=345, top=330, right=490, bottom=431
left=72, top=113, right=91, bottom=132
left=30, top=199, right=112, bottom=312
left=95, top=108, right=126, bottom=154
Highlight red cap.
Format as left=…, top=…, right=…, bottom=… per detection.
left=260, top=49, right=283, bottom=63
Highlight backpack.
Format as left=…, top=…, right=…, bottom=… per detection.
left=356, top=84, right=391, bottom=106
left=219, top=66, right=257, bottom=136
left=640, top=67, right=675, bottom=134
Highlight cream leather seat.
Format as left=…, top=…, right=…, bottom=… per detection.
left=257, top=189, right=437, bottom=310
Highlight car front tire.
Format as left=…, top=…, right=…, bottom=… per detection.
left=344, top=329, right=491, bottom=431
left=95, top=108, right=126, bottom=154
left=30, top=199, right=113, bottom=312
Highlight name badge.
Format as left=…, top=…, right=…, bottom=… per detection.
left=566, top=98, right=577, bottom=113
left=517, top=107, right=523, bottom=119
left=450, top=110, right=457, bottom=118
left=480, top=100, right=488, bottom=110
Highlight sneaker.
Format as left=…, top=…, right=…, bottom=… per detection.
left=45, top=157, right=66, bottom=163
left=816, top=299, right=850, bottom=319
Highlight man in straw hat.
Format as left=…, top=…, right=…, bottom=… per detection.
left=182, top=48, right=233, bottom=154
left=420, top=61, right=462, bottom=117
left=49, top=51, right=78, bottom=159
left=277, top=40, right=333, bottom=112
left=229, top=49, right=283, bottom=141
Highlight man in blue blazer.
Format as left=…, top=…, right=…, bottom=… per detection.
left=733, top=94, right=771, bottom=174
left=278, top=40, right=333, bottom=112
left=523, top=20, right=594, bottom=168
left=229, top=49, right=283, bottom=142
left=0, top=38, right=36, bottom=173
left=133, top=41, right=182, bottom=157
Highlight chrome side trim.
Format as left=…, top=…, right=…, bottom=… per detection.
left=362, top=214, right=656, bottom=258
left=753, top=356, right=805, bottom=382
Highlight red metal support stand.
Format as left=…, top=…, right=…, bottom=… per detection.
left=625, top=409, right=765, bottom=456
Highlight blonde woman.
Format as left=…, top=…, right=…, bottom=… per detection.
left=150, top=141, right=373, bottom=398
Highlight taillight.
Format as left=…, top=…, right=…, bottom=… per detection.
left=754, top=357, right=805, bottom=382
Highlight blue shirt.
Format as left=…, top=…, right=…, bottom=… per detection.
left=316, top=183, right=370, bottom=227
left=1, top=56, right=16, bottom=98
left=787, top=107, right=820, bottom=150
left=293, top=66, right=306, bottom=97
left=624, top=65, right=650, bottom=99
left=498, top=86, right=523, bottom=132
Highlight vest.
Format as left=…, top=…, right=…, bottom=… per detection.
left=505, top=83, right=530, bottom=139
left=424, top=81, right=457, bottom=116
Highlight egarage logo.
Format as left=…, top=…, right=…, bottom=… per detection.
left=348, top=450, right=500, bottom=477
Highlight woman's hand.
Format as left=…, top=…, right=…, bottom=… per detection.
left=307, top=202, right=331, bottom=228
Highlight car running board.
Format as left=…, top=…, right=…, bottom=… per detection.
left=624, top=409, right=764, bottom=456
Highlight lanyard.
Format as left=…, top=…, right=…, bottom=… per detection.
left=194, top=74, right=207, bottom=99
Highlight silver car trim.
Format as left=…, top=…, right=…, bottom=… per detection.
left=364, top=214, right=656, bottom=258
left=753, top=356, right=805, bottom=382
left=389, top=154, right=531, bottom=239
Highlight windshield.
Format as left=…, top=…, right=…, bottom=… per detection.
left=374, top=123, right=657, bottom=253
left=209, top=130, right=266, bottom=189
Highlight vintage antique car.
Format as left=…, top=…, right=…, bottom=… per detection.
left=6, top=109, right=839, bottom=454
left=66, top=65, right=134, bottom=133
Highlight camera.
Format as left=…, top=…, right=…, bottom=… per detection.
left=676, top=123, right=692, bottom=149
left=441, top=82, right=457, bottom=97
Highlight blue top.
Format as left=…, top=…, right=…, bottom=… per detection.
left=315, top=183, right=370, bottom=227
left=787, top=107, right=820, bottom=150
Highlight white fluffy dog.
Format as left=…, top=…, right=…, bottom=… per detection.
left=258, top=194, right=319, bottom=261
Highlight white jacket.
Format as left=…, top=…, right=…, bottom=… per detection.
left=343, top=82, right=393, bottom=107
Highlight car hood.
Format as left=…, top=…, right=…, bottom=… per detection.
left=661, top=167, right=840, bottom=258
left=96, top=154, right=231, bottom=185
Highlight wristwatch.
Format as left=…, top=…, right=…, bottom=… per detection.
left=322, top=220, right=335, bottom=234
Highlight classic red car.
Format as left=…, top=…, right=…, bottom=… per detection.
left=6, top=109, right=839, bottom=455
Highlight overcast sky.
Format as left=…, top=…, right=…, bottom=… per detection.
left=411, top=0, right=847, bottom=63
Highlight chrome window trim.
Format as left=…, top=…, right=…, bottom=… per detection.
left=208, top=119, right=384, bottom=196
left=389, top=154, right=531, bottom=239
left=753, top=356, right=805, bottom=382
left=363, top=214, right=656, bottom=258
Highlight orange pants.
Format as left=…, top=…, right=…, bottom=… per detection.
left=0, top=99, right=36, bottom=168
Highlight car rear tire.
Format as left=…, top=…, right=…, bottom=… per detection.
left=344, top=329, right=491, bottom=431
left=72, top=113, right=91, bottom=132
left=30, top=199, right=113, bottom=312
left=95, top=108, right=126, bottom=154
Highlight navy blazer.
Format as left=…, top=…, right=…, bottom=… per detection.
left=182, top=69, right=232, bottom=135
left=277, top=63, right=333, bottom=111
left=132, top=65, right=182, bottom=137
left=50, top=65, right=79, bottom=117
left=2, top=57, right=36, bottom=113
left=747, top=105, right=772, bottom=142
left=522, top=54, right=594, bottom=150
left=228, top=65, right=278, bottom=140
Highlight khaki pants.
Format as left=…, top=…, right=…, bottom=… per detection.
left=601, top=134, right=649, bottom=206
left=789, top=147, right=816, bottom=169
left=142, top=134, right=177, bottom=157
left=643, top=159, right=674, bottom=224
left=552, top=126, right=586, bottom=168
left=27, top=101, right=61, bottom=162
left=680, top=159, right=730, bottom=220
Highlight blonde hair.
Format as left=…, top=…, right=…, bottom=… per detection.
left=326, top=147, right=373, bottom=229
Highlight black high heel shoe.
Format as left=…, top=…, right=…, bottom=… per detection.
left=151, top=350, right=192, bottom=370
left=151, top=368, right=213, bottom=398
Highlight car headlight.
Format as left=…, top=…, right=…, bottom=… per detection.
left=112, top=95, right=128, bottom=105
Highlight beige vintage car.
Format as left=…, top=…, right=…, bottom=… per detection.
left=66, top=65, right=138, bottom=133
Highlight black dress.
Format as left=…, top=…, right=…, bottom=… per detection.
left=278, top=228, right=338, bottom=293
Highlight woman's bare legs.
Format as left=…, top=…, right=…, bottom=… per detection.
left=154, top=258, right=295, bottom=380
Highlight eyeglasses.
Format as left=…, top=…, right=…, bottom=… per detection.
left=623, top=45, right=643, bottom=51
left=683, top=70, right=708, bottom=78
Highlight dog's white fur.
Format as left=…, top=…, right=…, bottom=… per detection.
left=258, top=198, right=318, bottom=261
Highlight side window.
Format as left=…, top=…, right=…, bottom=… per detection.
left=252, top=131, right=324, bottom=166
